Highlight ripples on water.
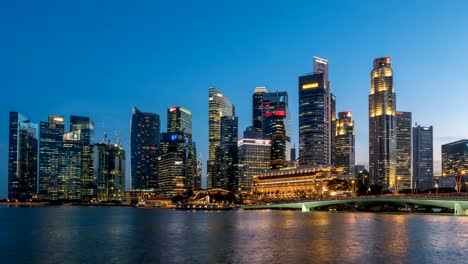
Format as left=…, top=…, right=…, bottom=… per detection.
left=0, top=207, right=466, bottom=264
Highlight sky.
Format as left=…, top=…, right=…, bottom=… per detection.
left=1, top=0, right=468, bottom=197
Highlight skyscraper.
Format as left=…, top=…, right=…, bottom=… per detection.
left=441, top=140, right=468, bottom=191
left=70, top=116, right=94, bottom=145
left=252, top=87, right=268, bottom=138
left=39, top=115, right=65, bottom=198
left=216, top=116, right=238, bottom=190
left=208, top=87, right=235, bottom=189
left=396, top=111, right=412, bottom=191
left=58, top=130, right=82, bottom=199
left=238, top=139, right=271, bottom=191
left=131, top=107, right=160, bottom=190
left=330, top=93, right=336, bottom=167
left=299, top=57, right=331, bottom=166
left=263, top=91, right=290, bottom=169
left=167, top=106, right=192, bottom=136
left=8, top=112, right=38, bottom=200
left=335, top=112, right=355, bottom=180
left=95, top=142, right=126, bottom=202
left=369, top=57, right=396, bottom=189
left=413, top=125, right=433, bottom=191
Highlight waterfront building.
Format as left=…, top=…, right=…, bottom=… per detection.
left=70, top=116, right=94, bottom=145
left=208, top=87, right=235, bottom=189
left=58, top=131, right=82, bottom=199
left=237, top=138, right=271, bottom=192
left=331, top=93, right=336, bottom=167
left=131, top=107, right=160, bottom=190
left=194, top=160, right=202, bottom=190
left=441, top=139, right=468, bottom=191
left=8, top=112, right=38, bottom=200
left=215, top=116, right=238, bottom=190
left=335, top=112, right=355, bottom=180
left=252, top=87, right=268, bottom=137
left=369, top=57, right=397, bottom=189
left=167, top=106, right=192, bottom=136
left=39, top=115, right=65, bottom=198
left=396, top=111, right=412, bottom=192
left=263, top=91, right=290, bottom=169
left=299, top=57, right=332, bottom=167
left=158, top=152, right=187, bottom=197
left=412, top=125, right=433, bottom=191
left=95, top=142, right=125, bottom=202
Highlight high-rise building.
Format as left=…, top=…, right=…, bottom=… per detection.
left=131, top=107, right=160, bottom=190
left=58, top=130, right=82, bottom=199
left=238, top=139, right=271, bottom=191
left=299, top=57, right=331, bottom=167
left=263, top=91, right=290, bottom=169
left=335, top=112, right=355, bottom=180
left=413, top=125, right=433, bottom=191
left=70, top=116, right=94, bottom=145
left=369, top=57, right=397, bottom=189
left=194, top=160, right=203, bottom=190
left=39, top=116, right=65, bottom=198
left=158, top=152, right=187, bottom=197
left=396, top=111, right=412, bottom=191
left=215, top=116, right=238, bottom=190
left=290, top=144, right=297, bottom=161
left=95, top=142, right=125, bottom=202
left=208, top=87, right=235, bottom=189
left=8, top=112, right=38, bottom=200
left=330, top=93, right=337, bottom=167
left=441, top=140, right=468, bottom=191
left=252, top=87, right=268, bottom=137
left=167, top=106, right=192, bottom=136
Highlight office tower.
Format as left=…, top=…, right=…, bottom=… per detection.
left=131, top=107, right=160, bottom=190
left=263, top=91, right=290, bottom=169
left=413, top=125, right=433, bottom=191
left=39, top=116, right=65, bottom=198
left=158, top=152, right=187, bottom=197
left=215, top=116, right=238, bottom=190
left=330, top=93, right=337, bottom=167
left=335, top=112, right=355, bottom=180
left=8, top=112, right=38, bottom=200
left=194, top=160, right=203, bottom=190
left=58, top=131, right=82, bottom=199
left=299, top=57, right=331, bottom=166
left=395, top=111, right=412, bottom=192
left=238, top=139, right=271, bottom=191
left=208, top=87, right=235, bottom=189
left=167, top=106, right=192, bottom=136
left=441, top=140, right=468, bottom=191
left=290, top=144, right=297, bottom=161
left=369, top=57, right=396, bottom=189
left=252, top=87, right=268, bottom=137
left=95, top=142, right=125, bottom=202
left=70, top=116, right=95, bottom=200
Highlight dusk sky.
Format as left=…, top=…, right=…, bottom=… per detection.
left=1, top=0, right=468, bottom=197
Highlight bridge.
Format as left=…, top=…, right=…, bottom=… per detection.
left=244, top=196, right=468, bottom=215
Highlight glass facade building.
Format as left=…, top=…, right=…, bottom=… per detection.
left=58, top=131, right=82, bottom=199
left=369, top=57, right=397, bottom=189
left=413, top=125, right=433, bottom=191
left=252, top=87, right=268, bottom=138
left=396, top=111, right=412, bottom=191
left=131, top=107, right=160, bottom=190
left=441, top=139, right=468, bottom=191
left=8, top=112, right=38, bottom=200
left=216, top=116, right=238, bottom=191
left=167, top=106, right=192, bottom=136
left=335, top=112, right=355, bottom=180
left=95, top=142, right=126, bottom=202
left=238, top=139, right=271, bottom=191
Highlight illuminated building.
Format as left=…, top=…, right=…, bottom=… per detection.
left=194, top=160, right=202, bottom=190
left=39, top=115, right=65, bottom=198
left=208, top=87, right=235, bottom=189
left=237, top=139, right=271, bottom=192
left=95, top=142, right=125, bottom=202
left=8, top=112, right=38, bottom=200
left=330, top=93, right=336, bottom=166
left=369, top=57, right=396, bottom=189
left=167, top=106, right=192, bottom=136
left=412, top=125, right=433, bottom=191
left=158, top=152, right=187, bottom=197
left=441, top=140, right=468, bottom=191
left=58, top=130, right=82, bottom=199
left=299, top=57, right=331, bottom=166
left=396, top=111, right=412, bottom=191
left=252, top=87, right=268, bottom=138
left=335, top=112, right=355, bottom=180
left=215, top=116, right=238, bottom=190
left=70, top=116, right=94, bottom=145
left=131, top=107, right=160, bottom=190
left=263, top=91, right=290, bottom=169
left=252, top=166, right=340, bottom=199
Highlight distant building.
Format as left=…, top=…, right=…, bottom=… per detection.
left=131, top=107, right=160, bottom=190
left=263, top=91, right=290, bottom=169
left=39, top=116, right=65, bottom=198
left=58, top=131, right=83, bottom=199
left=442, top=139, right=468, bottom=191
left=413, top=125, right=433, bottom=191
left=167, top=106, right=192, bottom=136
left=216, top=116, right=238, bottom=191
left=252, top=87, right=268, bottom=137
left=158, top=152, right=187, bottom=197
left=290, top=145, right=297, bottom=161
left=369, top=57, right=396, bottom=189
left=237, top=139, right=271, bottom=192
left=396, top=111, right=412, bottom=191
left=8, top=112, right=38, bottom=200
left=95, top=142, right=125, bottom=202
left=335, top=112, right=355, bottom=180
left=299, top=57, right=332, bottom=167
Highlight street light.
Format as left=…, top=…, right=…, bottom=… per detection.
left=434, top=182, right=438, bottom=197
left=396, top=176, right=402, bottom=195
left=351, top=180, right=356, bottom=196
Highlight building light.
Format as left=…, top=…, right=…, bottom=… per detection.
left=169, top=107, right=177, bottom=112
left=302, top=83, right=319, bottom=90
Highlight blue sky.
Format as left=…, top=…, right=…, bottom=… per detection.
left=1, top=0, right=468, bottom=197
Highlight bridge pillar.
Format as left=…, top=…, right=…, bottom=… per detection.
left=301, top=203, right=310, bottom=212
left=453, top=203, right=468, bottom=216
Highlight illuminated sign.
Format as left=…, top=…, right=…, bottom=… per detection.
left=169, top=107, right=177, bottom=112
left=170, top=134, right=178, bottom=141
left=386, top=57, right=391, bottom=63
left=72, top=133, right=78, bottom=139
left=265, top=111, right=272, bottom=117
left=347, top=111, right=352, bottom=117
left=302, top=83, right=319, bottom=89
left=174, top=161, right=183, bottom=165
left=275, top=110, right=285, bottom=117
left=53, top=117, right=64, bottom=122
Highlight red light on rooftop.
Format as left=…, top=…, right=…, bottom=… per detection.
left=386, top=57, right=391, bottom=63
left=169, top=107, right=177, bottom=112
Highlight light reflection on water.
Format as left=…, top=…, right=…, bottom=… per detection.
left=0, top=207, right=466, bottom=263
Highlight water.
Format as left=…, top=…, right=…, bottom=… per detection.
left=0, top=207, right=466, bottom=264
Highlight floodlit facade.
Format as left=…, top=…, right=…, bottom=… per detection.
left=396, top=111, right=412, bottom=191
left=237, top=139, right=271, bottom=191
left=412, top=125, right=433, bottom=191
left=335, top=112, right=355, bottom=180
left=369, top=57, right=397, bottom=189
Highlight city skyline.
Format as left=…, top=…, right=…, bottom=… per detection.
left=2, top=1, right=468, bottom=196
